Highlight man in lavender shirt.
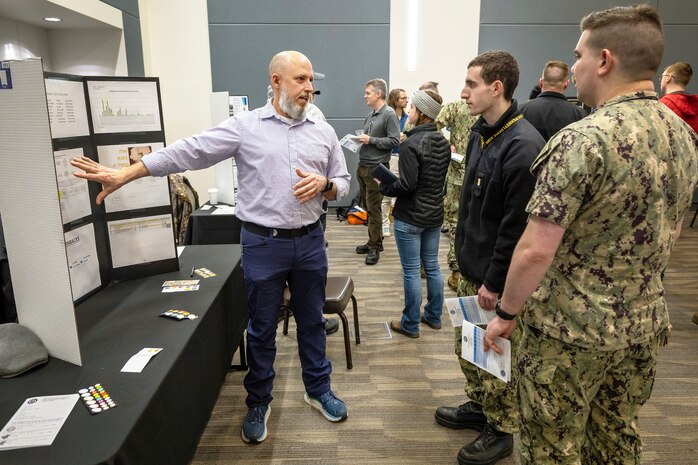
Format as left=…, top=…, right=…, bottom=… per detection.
left=72, top=50, right=351, bottom=444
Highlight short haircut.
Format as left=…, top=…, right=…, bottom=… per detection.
left=419, top=81, right=440, bottom=93
left=542, top=61, right=569, bottom=85
left=388, top=88, right=406, bottom=111
left=468, top=51, right=519, bottom=101
left=665, top=61, right=693, bottom=87
left=414, top=89, right=443, bottom=126
left=580, top=4, right=664, bottom=81
left=365, top=79, right=387, bottom=99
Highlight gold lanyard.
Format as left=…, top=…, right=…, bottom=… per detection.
left=479, top=114, right=523, bottom=151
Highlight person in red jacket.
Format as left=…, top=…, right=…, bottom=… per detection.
left=659, top=61, right=698, bottom=133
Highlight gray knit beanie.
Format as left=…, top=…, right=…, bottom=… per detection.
left=411, top=90, right=442, bottom=120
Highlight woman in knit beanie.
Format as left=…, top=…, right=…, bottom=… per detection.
left=379, top=89, right=452, bottom=338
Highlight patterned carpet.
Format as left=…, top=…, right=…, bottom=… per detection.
left=191, top=217, right=698, bottom=465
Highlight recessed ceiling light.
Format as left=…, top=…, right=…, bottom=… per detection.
left=43, top=17, right=62, bottom=22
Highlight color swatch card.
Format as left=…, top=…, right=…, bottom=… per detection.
left=78, top=384, right=116, bottom=415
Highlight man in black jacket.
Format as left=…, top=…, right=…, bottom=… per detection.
left=434, top=51, right=545, bottom=465
left=519, top=61, right=587, bottom=141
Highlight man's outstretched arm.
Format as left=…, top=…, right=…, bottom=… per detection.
left=71, top=156, right=150, bottom=205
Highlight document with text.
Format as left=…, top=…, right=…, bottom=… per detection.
left=0, top=395, right=79, bottom=450
left=446, top=295, right=496, bottom=327
left=460, top=320, right=511, bottom=383
left=339, top=134, right=361, bottom=153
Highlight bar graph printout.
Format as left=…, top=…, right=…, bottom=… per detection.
left=87, top=80, right=162, bottom=134
left=445, top=295, right=496, bottom=327
left=461, top=320, right=511, bottom=383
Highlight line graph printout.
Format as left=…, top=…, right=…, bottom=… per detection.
left=108, top=215, right=176, bottom=268
left=87, top=80, right=162, bottom=134
left=96, top=143, right=169, bottom=212
left=54, top=148, right=92, bottom=224
left=45, top=79, right=90, bottom=139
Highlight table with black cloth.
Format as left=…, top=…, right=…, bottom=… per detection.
left=184, top=203, right=242, bottom=245
left=0, top=245, right=247, bottom=465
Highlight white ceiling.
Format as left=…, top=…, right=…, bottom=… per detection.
left=0, top=0, right=116, bottom=29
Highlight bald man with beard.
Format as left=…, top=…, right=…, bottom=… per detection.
left=71, top=51, right=351, bottom=444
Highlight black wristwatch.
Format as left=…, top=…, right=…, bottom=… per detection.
left=321, top=179, right=334, bottom=193
left=495, top=300, right=516, bottom=321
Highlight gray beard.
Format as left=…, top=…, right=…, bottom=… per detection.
left=279, top=88, right=307, bottom=120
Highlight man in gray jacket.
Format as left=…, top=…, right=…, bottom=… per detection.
left=355, top=78, right=400, bottom=265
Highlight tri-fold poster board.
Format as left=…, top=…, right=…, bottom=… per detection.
left=0, top=58, right=178, bottom=366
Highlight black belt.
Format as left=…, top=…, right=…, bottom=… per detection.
left=242, top=219, right=321, bottom=238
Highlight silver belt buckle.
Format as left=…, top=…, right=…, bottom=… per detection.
left=272, top=228, right=278, bottom=237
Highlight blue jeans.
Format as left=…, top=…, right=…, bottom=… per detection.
left=393, top=219, right=444, bottom=334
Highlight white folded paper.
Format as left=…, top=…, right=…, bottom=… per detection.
left=121, top=347, right=163, bottom=373
left=451, top=152, right=465, bottom=163
left=339, top=134, right=361, bottom=153
left=460, top=320, right=511, bottom=383
left=446, top=296, right=496, bottom=327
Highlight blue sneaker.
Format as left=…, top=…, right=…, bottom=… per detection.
left=304, top=391, right=348, bottom=422
left=241, top=405, right=270, bottom=443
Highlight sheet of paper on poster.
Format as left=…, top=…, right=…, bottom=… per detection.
left=97, top=142, right=170, bottom=213
left=86, top=80, right=162, bottom=134
left=54, top=147, right=92, bottom=224
left=107, top=214, right=177, bottom=268
left=228, top=95, right=249, bottom=116
left=45, top=78, right=90, bottom=139
left=64, top=223, right=101, bottom=300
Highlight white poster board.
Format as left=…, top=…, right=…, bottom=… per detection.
left=0, top=59, right=82, bottom=365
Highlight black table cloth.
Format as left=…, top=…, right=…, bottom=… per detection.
left=0, top=245, right=247, bottom=465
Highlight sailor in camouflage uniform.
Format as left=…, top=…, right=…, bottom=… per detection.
left=435, top=100, right=476, bottom=291
left=484, top=5, right=698, bottom=464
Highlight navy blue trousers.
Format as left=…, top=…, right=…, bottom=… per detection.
left=240, top=224, right=332, bottom=408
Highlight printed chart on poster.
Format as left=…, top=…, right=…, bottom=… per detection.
left=96, top=142, right=170, bottom=212
left=86, top=80, right=162, bottom=134
left=54, top=147, right=92, bottom=224
left=45, top=79, right=90, bottom=139
left=64, top=224, right=101, bottom=300
left=107, top=214, right=176, bottom=268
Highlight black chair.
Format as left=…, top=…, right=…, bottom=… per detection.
left=282, top=276, right=360, bottom=369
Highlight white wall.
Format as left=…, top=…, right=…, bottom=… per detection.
left=0, top=16, right=52, bottom=69
left=390, top=0, right=480, bottom=102
left=139, top=0, right=215, bottom=202
left=48, top=28, right=127, bottom=76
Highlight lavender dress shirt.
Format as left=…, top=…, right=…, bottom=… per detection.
left=142, top=101, right=350, bottom=229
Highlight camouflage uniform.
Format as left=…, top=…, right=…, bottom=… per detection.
left=519, top=92, right=698, bottom=464
left=454, top=277, right=521, bottom=433
left=435, top=101, right=476, bottom=274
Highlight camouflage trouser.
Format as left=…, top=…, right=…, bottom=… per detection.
left=454, top=277, right=521, bottom=433
left=517, top=324, right=659, bottom=465
left=444, top=160, right=465, bottom=272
